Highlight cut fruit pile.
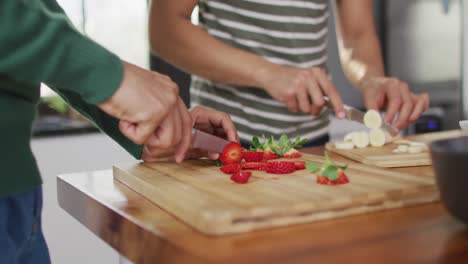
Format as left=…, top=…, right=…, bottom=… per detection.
left=217, top=135, right=348, bottom=186
left=392, top=139, right=428, bottom=154
left=334, top=110, right=389, bottom=150
left=218, top=135, right=307, bottom=184
left=306, top=152, right=349, bottom=185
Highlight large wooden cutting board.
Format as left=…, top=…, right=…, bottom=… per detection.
left=326, top=130, right=463, bottom=168
left=114, top=153, right=438, bottom=236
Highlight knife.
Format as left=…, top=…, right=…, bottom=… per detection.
left=191, top=129, right=231, bottom=154
left=323, top=97, right=399, bottom=136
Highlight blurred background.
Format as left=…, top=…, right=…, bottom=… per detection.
left=33, top=0, right=464, bottom=263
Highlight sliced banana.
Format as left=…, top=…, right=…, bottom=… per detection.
left=409, top=141, right=427, bottom=148
left=344, top=132, right=355, bottom=142
left=334, top=141, right=355, bottom=150
left=392, top=149, right=402, bottom=154
left=397, top=145, right=409, bottom=152
left=352, top=131, right=369, bottom=148
left=369, top=128, right=386, bottom=147
left=384, top=131, right=396, bottom=144
left=364, top=110, right=382, bottom=129
left=408, top=146, right=424, bottom=154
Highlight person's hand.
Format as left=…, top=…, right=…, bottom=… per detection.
left=141, top=106, right=238, bottom=163
left=141, top=98, right=193, bottom=163
left=256, top=64, right=346, bottom=118
left=360, top=76, right=430, bottom=129
left=98, top=62, right=192, bottom=161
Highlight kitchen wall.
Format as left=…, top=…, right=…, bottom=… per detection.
left=31, top=134, right=135, bottom=264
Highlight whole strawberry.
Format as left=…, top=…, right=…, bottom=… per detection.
left=219, top=142, right=243, bottom=165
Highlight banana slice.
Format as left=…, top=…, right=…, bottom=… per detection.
left=409, top=141, right=428, bottom=149
left=352, top=131, right=369, bottom=148
left=344, top=132, right=355, bottom=142
left=334, top=141, right=355, bottom=150
left=364, top=110, right=382, bottom=129
left=397, top=145, right=409, bottom=152
left=369, top=128, right=386, bottom=147
left=392, top=149, right=402, bottom=153
left=408, top=146, right=424, bottom=154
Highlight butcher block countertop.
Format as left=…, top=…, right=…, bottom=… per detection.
left=57, top=147, right=468, bottom=264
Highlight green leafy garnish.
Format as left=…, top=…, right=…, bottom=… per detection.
left=306, top=151, right=348, bottom=181
left=306, top=162, right=320, bottom=173
left=247, top=134, right=309, bottom=156
left=321, top=165, right=339, bottom=181
left=214, top=159, right=223, bottom=167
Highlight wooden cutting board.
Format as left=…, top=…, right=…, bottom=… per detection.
left=114, top=153, right=438, bottom=236
left=326, top=130, right=463, bottom=168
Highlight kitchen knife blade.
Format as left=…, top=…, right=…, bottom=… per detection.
left=323, top=97, right=399, bottom=136
left=191, top=129, right=231, bottom=154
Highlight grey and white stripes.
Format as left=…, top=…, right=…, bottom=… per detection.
left=191, top=0, right=331, bottom=142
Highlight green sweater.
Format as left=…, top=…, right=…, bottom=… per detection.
left=0, top=0, right=143, bottom=198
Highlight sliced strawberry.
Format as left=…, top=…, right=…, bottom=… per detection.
left=283, top=148, right=302, bottom=159
left=263, top=150, right=280, bottom=160
left=240, top=162, right=267, bottom=171
left=336, top=170, right=349, bottom=184
left=316, top=175, right=331, bottom=185
left=265, top=161, right=296, bottom=174
left=219, top=142, right=243, bottom=165
left=220, top=164, right=240, bottom=174
left=293, top=161, right=306, bottom=170
left=230, top=171, right=252, bottom=184
left=242, top=151, right=264, bottom=162
left=316, top=171, right=349, bottom=185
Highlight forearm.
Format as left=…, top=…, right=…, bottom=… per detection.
left=149, top=1, right=273, bottom=88
left=336, top=0, right=385, bottom=90
left=54, top=88, right=143, bottom=159
left=340, top=31, right=385, bottom=87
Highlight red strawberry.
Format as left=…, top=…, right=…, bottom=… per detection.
left=263, top=150, right=280, bottom=160
left=293, top=161, right=306, bottom=170
left=283, top=148, right=302, bottom=159
left=242, top=151, right=264, bottom=162
left=230, top=171, right=252, bottom=184
left=316, top=175, right=331, bottom=185
left=219, top=142, right=243, bottom=165
left=220, top=164, right=240, bottom=174
left=265, top=161, right=296, bottom=174
left=336, top=170, right=349, bottom=185
left=240, top=162, right=267, bottom=171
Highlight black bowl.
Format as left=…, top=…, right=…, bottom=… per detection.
left=431, top=137, right=468, bottom=225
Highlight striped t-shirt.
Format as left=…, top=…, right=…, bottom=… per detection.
left=191, top=0, right=331, bottom=143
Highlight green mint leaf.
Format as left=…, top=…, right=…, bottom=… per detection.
left=279, top=134, right=290, bottom=146
left=338, top=164, right=348, bottom=171
left=252, top=136, right=260, bottom=149
left=272, top=145, right=283, bottom=156
left=306, top=162, right=320, bottom=173
left=215, top=159, right=223, bottom=167
left=322, top=166, right=339, bottom=181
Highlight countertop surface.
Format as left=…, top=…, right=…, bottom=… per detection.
left=57, top=147, right=468, bottom=264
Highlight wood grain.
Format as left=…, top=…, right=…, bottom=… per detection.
left=114, top=153, right=438, bottom=235
left=57, top=147, right=468, bottom=264
left=326, top=130, right=463, bottom=168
